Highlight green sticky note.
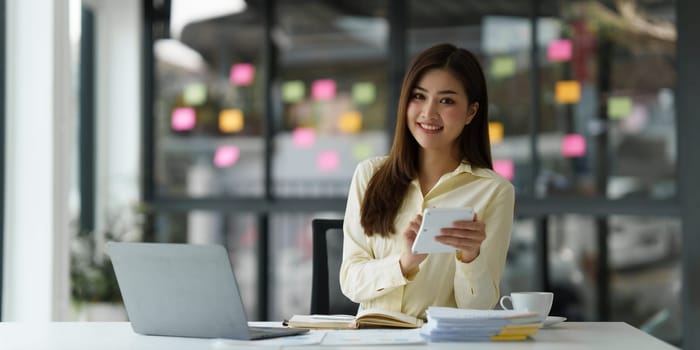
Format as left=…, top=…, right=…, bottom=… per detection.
left=183, top=83, right=207, bottom=106
left=282, top=80, right=305, bottom=103
left=352, top=143, right=374, bottom=160
left=352, top=82, right=376, bottom=105
left=491, top=56, right=516, bottom=79
left=608, top=96, right=632, bottom=119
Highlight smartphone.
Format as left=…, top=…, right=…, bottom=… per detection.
left=411, top=207, right=474, bottom=254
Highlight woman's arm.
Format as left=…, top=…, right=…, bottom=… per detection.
left=452, top=183, right=515, bottom=309
left=339, top=160, right=412, bottom=304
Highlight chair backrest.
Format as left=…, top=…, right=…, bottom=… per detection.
left=310, top=218, right=360, bottom=315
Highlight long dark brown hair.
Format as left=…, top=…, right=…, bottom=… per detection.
left=360, top=43, right=492, bottom=237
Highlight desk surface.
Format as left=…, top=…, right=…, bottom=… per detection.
left=0, top=321, right=678, bottom=350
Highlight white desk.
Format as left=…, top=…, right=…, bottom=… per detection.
left=0, top=321, right=678, bottom=350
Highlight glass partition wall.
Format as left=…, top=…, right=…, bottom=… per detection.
left=147, top=0, right=390, bottom=320
left=140, top=0, right=682, bottom=345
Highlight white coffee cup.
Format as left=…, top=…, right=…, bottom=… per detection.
left=499, top=292, right=553, bottom=322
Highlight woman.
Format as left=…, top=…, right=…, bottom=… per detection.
left=339, top=43, right=515, bottom=319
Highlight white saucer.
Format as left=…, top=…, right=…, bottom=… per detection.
left=543, top=316, right=567, bottom=328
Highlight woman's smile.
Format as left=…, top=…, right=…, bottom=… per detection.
left=417, top=121, right=444, bottom=133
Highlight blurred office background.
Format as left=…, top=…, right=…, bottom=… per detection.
left=2, top=0, right=699, bottom=349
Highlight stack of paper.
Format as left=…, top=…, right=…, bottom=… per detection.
left=421, top=307, right=543, bottom=342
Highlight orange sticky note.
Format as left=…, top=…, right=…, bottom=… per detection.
left=488, top=122, right=504, bottom=144
left=338, top=111, right=363, bottom=133
left=219, top=109, right=244, bottom=133
left=555, top=81, right=581, bottom=104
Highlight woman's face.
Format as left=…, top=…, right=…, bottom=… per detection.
left=406, top=68, right=478, bottom=155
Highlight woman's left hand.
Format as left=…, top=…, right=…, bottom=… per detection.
left=435, top=213, right=485, bottom=263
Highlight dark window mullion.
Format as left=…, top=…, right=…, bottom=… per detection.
left=677, top=0, right=700, bottom=348
left=142, top=0, right=171, bottom=242
left=386, top=0, right=406, bottom=146
left=259, top=0, right=277, bottom=321
left=141, top=0, right=157, bottom=242
left=529, top=0, right=550, bottom=297
left=79, top=5, right=96, bottom=234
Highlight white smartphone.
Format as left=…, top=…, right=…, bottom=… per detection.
left=411, top=207, right=474, bottom=254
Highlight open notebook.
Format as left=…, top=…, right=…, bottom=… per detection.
left=287, top=308, right=424, bottom=329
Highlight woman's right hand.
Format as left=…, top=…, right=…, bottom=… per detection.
left=399, top=214, right=428, bottom=276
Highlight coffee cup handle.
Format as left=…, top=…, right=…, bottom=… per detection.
left=499, top=295, right=513, bottom=310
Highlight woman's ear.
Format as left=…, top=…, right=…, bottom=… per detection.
left=465, top=102, right=479, bottom=125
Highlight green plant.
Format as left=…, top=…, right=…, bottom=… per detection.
left=70, top=230, right=122, bottom=303
left=70, top=204, right=148, bottom=303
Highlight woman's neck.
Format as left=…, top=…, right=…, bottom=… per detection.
left=417, top=149, right=461, bottom=196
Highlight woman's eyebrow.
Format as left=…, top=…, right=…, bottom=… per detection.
left=414, top=85, right=459, bottom=95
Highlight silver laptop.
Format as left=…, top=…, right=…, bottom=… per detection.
left=106, top=242, right=308, bottom=340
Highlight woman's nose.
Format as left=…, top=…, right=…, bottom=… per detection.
left=423, top=98, right=439, bottom=118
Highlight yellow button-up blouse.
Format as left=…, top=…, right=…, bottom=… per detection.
left=340, top=156, right=515, bottom=319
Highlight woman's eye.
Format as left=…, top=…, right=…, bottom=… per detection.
left=440, top=98, right=455, bottom=104
left=412, top=93, right=425, bottom=100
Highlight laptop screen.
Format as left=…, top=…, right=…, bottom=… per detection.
left=107, top=242, right=254, bottom=339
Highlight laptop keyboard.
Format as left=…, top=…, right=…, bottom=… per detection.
left=249, top=326, right=308, bottom=339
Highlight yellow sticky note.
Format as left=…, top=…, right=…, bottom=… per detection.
left=219, top=109, right=244, bottom=133
left=338, top=111, right=363, bottom=133
left=555, top=80, right=581, bottom=104
left=488, top=122, right=504, bottom=144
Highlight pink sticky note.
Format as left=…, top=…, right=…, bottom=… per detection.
left=548, top=39, right=573, bottom=62
left=561, top=134, right=586, bottom=157
left=317, top=150, right=340, bottom=172
left=171, top=107, right=196, bottom=131
left=292, top=128, right=315, bottom=148
left=213, top=146, right=240, bottom=168
left=493, top=159, right=515, bottom=180
left=229, top=63, right=255, bottom=86
left=312, top=79, right=336, bottom=101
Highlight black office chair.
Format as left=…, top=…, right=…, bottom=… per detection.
left=310, top=218, right=360, bottom=315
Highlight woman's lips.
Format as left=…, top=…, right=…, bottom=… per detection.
left=418, top=122, right=443, bottom=133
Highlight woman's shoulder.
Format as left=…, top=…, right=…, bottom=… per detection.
left=354, top=156, right=388, bottom=174
left=350, top=156, right=388, bottom=189
left=471, top=166, right=515, bottom=192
